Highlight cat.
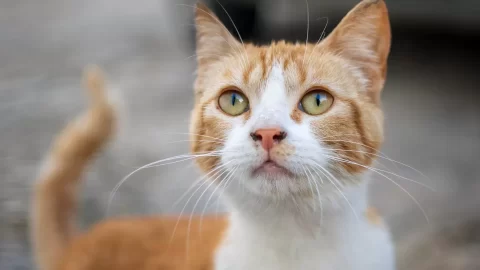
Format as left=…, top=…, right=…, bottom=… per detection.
left=31, top=0, right=392, bottom=269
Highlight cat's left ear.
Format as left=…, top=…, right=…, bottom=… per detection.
left=324, top=0, right=391, bottom=104
left=194, top=3, right=241, bottom=68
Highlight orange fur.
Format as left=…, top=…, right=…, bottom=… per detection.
left=192, top=14, right=390, bottom=174
left=31, top=1, right=390, bottom=269
left=31, top=66, right=228, bottom=270
left=365, top=207, right=384, bottom=226
left=31, top=66, right=115, bottom=270
left=57, top=217, right=227, bottom=270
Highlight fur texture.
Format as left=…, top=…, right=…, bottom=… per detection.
left=31, top=1, right=393, bottom=269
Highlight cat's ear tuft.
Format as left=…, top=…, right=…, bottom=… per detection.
left=324, top=0, right=391, bottom=104
left=194, top=3, right=240, bottom=67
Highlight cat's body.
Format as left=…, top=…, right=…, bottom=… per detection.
left=31, top=1, right=393, bottom=270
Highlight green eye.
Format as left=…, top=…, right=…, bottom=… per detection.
left=299, top=90, right=334, bottom=115
left=218, top=90, right=249, bottom=116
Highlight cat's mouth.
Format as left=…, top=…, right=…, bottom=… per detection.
left=252, top=160, right=295, bottom=178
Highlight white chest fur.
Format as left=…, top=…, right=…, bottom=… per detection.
left=215, top=184, right=395, bottom=270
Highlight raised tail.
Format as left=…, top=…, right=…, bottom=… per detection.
left=31, top=66, right=116, bottom=270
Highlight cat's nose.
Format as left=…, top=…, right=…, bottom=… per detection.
left=250, top=128, right=287, bottom=151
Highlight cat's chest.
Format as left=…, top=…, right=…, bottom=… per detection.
left=215, top=239, right=341, bottom=270
left=213, top=219, right=394, bottom=270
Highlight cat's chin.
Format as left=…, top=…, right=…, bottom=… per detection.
left=251, top=160, right=295, bottom=179
left=243, top=169, right=310, bottom=199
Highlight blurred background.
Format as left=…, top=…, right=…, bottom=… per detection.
left=1, top=0, right=479, bottom=269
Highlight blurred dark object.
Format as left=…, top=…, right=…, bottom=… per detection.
left=207, top=0, right=480, bottom=29
left=209, top=0, right=258, bottom=41
left=200, top=0, right=480, bottom=45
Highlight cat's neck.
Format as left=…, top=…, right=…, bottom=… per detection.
left=217, top=177, right=393, bottom=270
left=224, top=178, right=370, bottom=237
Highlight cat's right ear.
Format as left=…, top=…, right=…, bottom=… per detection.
left=194, top=3, right=240, bottom=67
left=323, top=0, right=391, bottom=104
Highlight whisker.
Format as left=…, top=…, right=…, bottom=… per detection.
left=306, top=16, right=329, bottom=65
left=290, top=193, right=301, bottom=211
left=322, top=139, right=430, bottom=180
left=302, top=164, right=317, bottom=210
left=307, top=168, right=324, bottom=227
left=169, top=162, right=232, bottom=245
left=302, top=165, right=314, bottom=206
left=106, top=151, right=225, bottom=215
left=162, top=139, right=225, bottom=146
left=304, top=165, right=324, bottom=222
left=332, top=151, right=396, bottom=178
left=326, top=154, right=435, bottom=191
left=199, top=166, right=238, bottom=231
left=214, top=165, right=240, bottom=214
left=351, top=151, right=428, bottom=182
left=146, top=145, right=247, bottom=169
left=302, top=0, right=310, bottom=65
left=177, top=4, right=248, bottom=69
left=146, top=154, right=221, bottom=168
left=310, top=162, right=359, bottom=220
left=122, top=150, right=223, bottom=170
left=185, top=165, right=230, bottom=260
left=309, top=162, right=324, bottom=185
left=326, top=155, right=430, bottom=223
left=215, top=0, right=250, bottom=63
left=170, top=172, right=216, bottom=260
left=161, top=132, right=226, bottom=142
left=170, top=161, right=232, bottom=209
left=200, top=28, right=248, bottom=69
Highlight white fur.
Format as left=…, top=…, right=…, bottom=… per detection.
left=216, top=63, right=395, bottom=269
left=216, top=183, right=395, bottom=270
left=221, top=63, right=331, bottom=196
left=251, top=63, right=289, bottom=130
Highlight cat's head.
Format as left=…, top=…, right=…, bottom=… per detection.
left=190, top=0, right=391, bottom=199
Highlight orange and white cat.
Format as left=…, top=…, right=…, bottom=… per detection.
left=31, top=0, right=393, bottom=269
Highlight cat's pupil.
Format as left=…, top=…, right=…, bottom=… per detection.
left=231, top=93, right=236, bottom=106
left=316, top=94, right=321, bottom=106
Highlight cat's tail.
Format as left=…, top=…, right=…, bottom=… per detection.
left=31, top=66, right=116, bottom=270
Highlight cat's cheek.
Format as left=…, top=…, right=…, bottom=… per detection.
left=191, top=105, right=235, bottom=173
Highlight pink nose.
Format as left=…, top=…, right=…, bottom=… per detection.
left=250, top=128, right=287, bottom=151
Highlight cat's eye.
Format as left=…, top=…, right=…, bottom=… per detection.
left=218, top=90, right=249, bottom=116
left=299, top=90, right=334, bottom=115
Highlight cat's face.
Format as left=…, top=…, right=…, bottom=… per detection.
left=190, top=0, right=391, bottom=199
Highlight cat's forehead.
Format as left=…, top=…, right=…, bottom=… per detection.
left=204, top=42, right=364, bottom=102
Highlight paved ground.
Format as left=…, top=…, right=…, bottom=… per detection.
left=1, top=0, right=479, bottom=269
